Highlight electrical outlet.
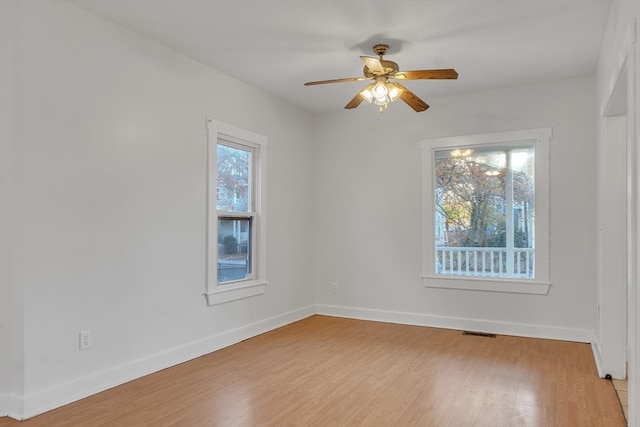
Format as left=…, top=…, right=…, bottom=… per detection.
left=331, top=282, right=338, bottom=293
left=79, top=330, right=92, bottom=350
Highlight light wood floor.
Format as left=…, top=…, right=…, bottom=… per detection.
left=0, top=315, right=626, bottom=426
left=613, top=378, right=628, bottom=421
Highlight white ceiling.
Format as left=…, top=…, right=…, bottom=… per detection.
left=71, top=0, right=612, bottom=114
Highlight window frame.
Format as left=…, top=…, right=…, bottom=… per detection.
left=421, top=128, right=551, bottom=295
left=205, top=119, right=267, bottom=305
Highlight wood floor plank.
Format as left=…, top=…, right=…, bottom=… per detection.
left=0, top=315, right=626, bottom=426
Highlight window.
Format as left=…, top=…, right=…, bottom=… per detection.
left=206, top=119, right=267, bottom=305
left=216, top=143, right=253, bottom=283
left=421, top=128, right=551, bottom=294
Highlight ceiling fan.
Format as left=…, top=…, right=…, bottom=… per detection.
left=304, top=44, right=458, bottom=112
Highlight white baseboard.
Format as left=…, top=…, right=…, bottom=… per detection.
left=591, top=340, right=605, bottom=378
left=590, top=338, right=627, bottom=379
left=13, top=305, right=315, bottom=420
left=0, top=392, right=22, bottom=420
left=315, top=304, right=593, bottom=343
left=5, top=303, right=596, bottom=420
left=0, top=394, right=6, bottom=418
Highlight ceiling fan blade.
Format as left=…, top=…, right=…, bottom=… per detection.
left=393, top=83, right=430, bottom=112
left=393, top=69, right=458, bottom=80
left=344, top=92, right=365, bottom=109
left=360, top=56, right=385, bottom=74
left=304, top=77, right=366, bottom=86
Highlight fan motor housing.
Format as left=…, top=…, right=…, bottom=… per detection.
left=363, top=60, right=399, bottom=77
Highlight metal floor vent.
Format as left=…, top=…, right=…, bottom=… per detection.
left=462, top=331, right=496, bottom=338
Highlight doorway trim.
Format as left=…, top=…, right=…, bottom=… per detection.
left=599, top=19, right=637, bottom=426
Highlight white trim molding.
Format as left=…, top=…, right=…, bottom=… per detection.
left=0, top=393, right=22, bottom=420
left=315, top=304, right=592, bottom=343
left=420, top=127, right=552, bottom=295
left=205, top=118, right=268, bottom=305
left=421, top=275, right=550, bottom=294
left=204, top=281, right=267, bottom=306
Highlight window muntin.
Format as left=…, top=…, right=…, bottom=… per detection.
left=421, top=128, right=551, bottom=294
left=434, top=144, right=535, bottom=279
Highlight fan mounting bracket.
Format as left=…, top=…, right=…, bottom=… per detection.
left=372, top=44, right=389, bottom=57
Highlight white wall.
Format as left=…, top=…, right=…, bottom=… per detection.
left=0, top=0, right=25, bottom=417
left=0, top=0, right=315, bottom=419
left=596, top=1, right=640, bottom=425
left=314, top=77, right=597, bottom=341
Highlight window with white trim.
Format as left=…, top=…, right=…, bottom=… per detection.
left=206, top=119, right=267, bottom=305
left=421, top=128, right=551, bottom=294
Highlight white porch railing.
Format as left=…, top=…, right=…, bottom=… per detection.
left=436, top=247, right=534, bottom=279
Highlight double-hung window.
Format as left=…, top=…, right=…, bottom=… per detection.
left=206, top=119, right=267, bottom=305
left=421, top=128, right=551, bottom=294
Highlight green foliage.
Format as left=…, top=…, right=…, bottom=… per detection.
left=487, top=229, right=529, bottom=248
left=222, top=235, right=238, bottom=254
left=442, top=203, right=471, bottom=229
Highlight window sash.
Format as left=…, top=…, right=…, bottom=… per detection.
left=217, top=213, right=255, bottom=284
left=215, top=139, right=256, bottom=284
left=216, top=140, right=255, bottom=213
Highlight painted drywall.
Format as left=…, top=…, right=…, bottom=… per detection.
left=0, top=0, right=26, bottom=416
left=0, top=0, right=315, bottom=418
left=597, top=1, right=639, bottom=105
left=314, top=76, right=597, bottom=340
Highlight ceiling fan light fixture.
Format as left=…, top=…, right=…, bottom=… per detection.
left=388, top=84, right=402, bottom=102
left=360, top=84, right=375, bottom=103
left=360, top=83, right=397, bottom=108
left=370, top=80, right=403, bottom=111
left=373, top=82, right=388, bottom=99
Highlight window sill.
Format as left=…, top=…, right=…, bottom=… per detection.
left=205, top=280, right=267, bottom=306
left=421, top=275, right=550, bottom=295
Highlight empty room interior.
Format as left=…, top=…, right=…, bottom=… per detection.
left=1, top=0, right=640, bottom=426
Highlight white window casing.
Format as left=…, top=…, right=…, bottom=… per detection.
left=205, top=119, right=267, bottom=305
left=421, top=128, right=551, bottom=295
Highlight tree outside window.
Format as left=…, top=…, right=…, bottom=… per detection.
left=434, top=145, right=535, bottom=278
